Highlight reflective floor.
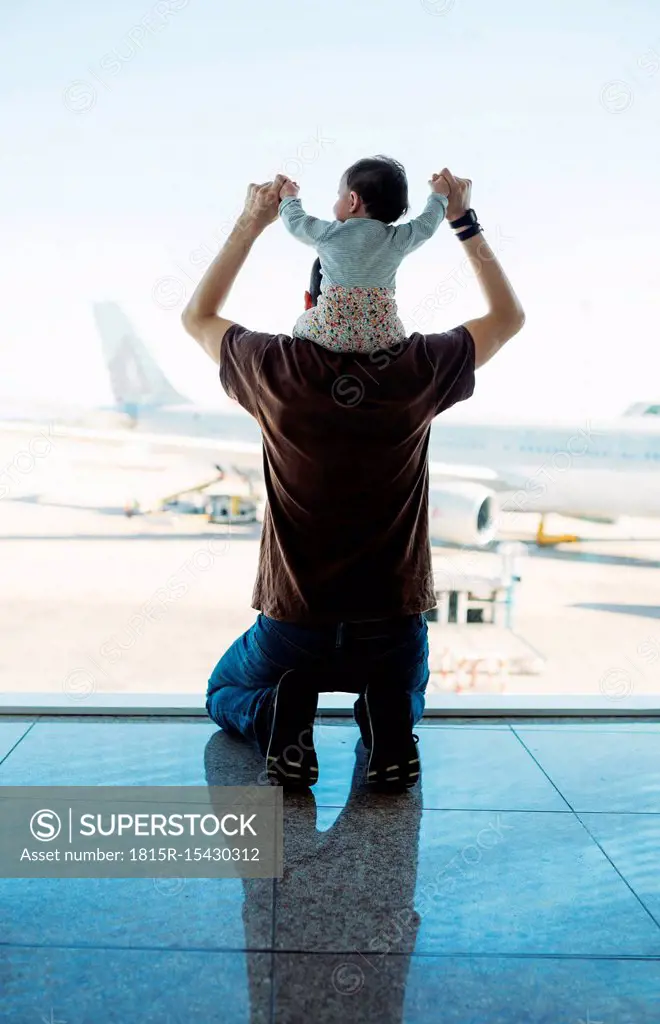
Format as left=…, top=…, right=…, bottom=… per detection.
left=1, top=715, right=660, bottom=1022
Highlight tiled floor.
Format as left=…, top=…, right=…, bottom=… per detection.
left=1, top=715, right=660, bottom=1023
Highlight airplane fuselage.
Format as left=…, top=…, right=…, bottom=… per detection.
left=430, top=419, right=660, bottom=519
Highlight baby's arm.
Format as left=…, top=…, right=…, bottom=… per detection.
left=390, top=192, right=448, bottom=255
left=279, top=188, right=336, bottom=247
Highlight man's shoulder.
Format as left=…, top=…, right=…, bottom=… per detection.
left=413, top=325, right=475, bottom=362
left=395, top=326, right=475, bottom=400
left=223, top=323, right=293, bottom=351
left=220, top=324, right=292, bottom=396
left=414, top=325, right=476, bottom=411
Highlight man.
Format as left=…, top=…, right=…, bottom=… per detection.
left=182, top=169, right=525, bottom=790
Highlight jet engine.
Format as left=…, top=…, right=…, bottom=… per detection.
left=428, top=482, right=498, bottom=547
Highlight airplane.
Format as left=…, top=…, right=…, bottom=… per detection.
left=3, top=302, right=660, bottom=546
left=427, top=416, right=660, bottom=547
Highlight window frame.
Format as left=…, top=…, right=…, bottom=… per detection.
left=1, top=692, right=658, bottom=718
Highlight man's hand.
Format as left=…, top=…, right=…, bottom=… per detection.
left=279, top=178, right=300, bottom=200
left=438, top=168, right=472, bottom=222
left=182, top=174, right=288, bottom=363
left=239, top=175, right=288, bottom=235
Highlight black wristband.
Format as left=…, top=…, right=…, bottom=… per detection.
left=456, top=223, right=483, bottom=242
left=448, top=208, right=478, bottom=230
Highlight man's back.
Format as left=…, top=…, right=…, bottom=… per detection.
left=220, top=325, right=475, bottom=623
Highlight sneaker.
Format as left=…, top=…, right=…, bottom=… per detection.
left=362, top=682, right=420, bottom=790
left=265, top=669, right=319, bottom=788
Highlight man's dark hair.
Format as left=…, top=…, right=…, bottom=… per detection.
left=309, top=258, right=323, bottom=305
left=344, top=155, right=409, bottom=224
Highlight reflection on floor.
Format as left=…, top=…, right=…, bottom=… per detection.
left=1, top=715, right=660, bottom=1023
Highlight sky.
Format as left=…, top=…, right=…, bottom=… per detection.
left=0, top=0, right=659, bottom=418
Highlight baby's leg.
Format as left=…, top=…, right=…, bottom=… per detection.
left=292, top=288, right=405, bottom=353
left=344, top=288, right=406, bottom=352
left=291, top=307, right=324, bottom=343
left=291, top=293, right=353, bottom=352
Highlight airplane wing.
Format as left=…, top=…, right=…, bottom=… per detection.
left=429, top=461, right=526, bottom=493
left=0, top=419, right=264, bottom=510
left=1, top=420, right=261, bottom=459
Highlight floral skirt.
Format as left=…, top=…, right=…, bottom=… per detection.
left=292, top=286, right=406, bottom=353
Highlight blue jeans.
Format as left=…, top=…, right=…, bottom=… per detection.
left=206, top=613, right=429, bottom=745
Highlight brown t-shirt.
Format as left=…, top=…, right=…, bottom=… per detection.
left=220, top=325, right=475, bottom=624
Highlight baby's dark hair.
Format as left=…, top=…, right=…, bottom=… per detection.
left=343, top=155, right=409, bottom=224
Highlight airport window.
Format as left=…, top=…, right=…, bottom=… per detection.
left=1, top=1, right=659, bottom=718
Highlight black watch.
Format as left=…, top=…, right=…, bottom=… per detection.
left=448, top=208, right=479, bottom=230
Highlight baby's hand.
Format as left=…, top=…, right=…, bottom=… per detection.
left=279, top=178, right=300, bottom=200
left=429, top=172, right=450, bottom=198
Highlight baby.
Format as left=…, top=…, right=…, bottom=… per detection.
left=278, top=155, right=449, bottom=353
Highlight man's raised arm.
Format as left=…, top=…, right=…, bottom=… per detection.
left=436, top=169, right=525, bottom=369
left=181, top=175, right=286, bottom=365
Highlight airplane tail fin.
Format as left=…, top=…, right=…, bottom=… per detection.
left=622, top=401, right=660, bottom=417
left=93, top=302, right=189, bottom=412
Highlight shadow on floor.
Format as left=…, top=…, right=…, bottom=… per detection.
left=204, top=729, right=422, bottom=1022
